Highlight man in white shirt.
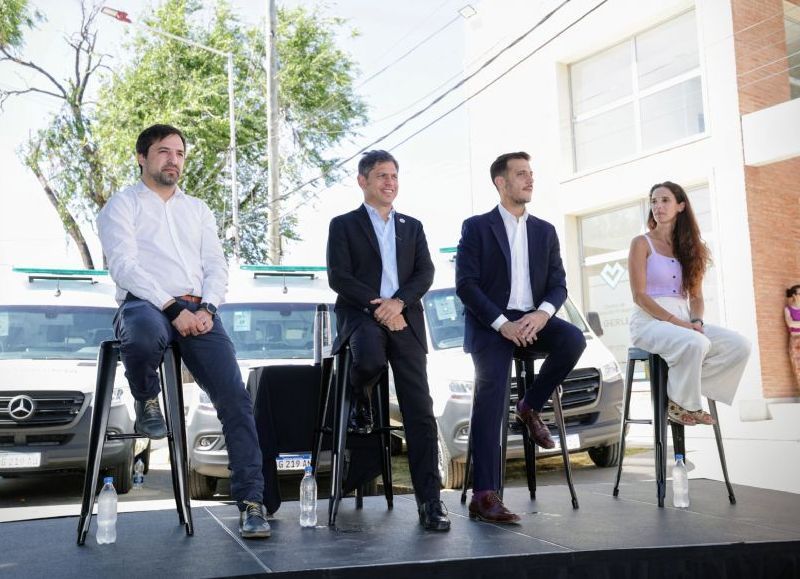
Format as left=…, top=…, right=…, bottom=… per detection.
left=455, top=151, right=586, bottom=523
left=97, top=124, right=270, bottom=539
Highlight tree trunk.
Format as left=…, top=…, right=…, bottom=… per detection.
left=29, top=162, right=95, bottom=269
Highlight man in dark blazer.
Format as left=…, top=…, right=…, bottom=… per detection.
left=326, top=150, right=449, bottom=531
left=456, top=151, right=586, bottom=524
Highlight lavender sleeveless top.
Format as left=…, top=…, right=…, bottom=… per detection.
left=787, top=306, right=800, bottom=334
left=643, top=234, right=684, bottom=298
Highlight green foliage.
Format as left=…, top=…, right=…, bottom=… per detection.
left=95, top=0, right=366, bottom=262
left=0, top=0, right=40, bottom=48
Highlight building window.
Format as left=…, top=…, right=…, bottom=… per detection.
left=578, top=185, right=718, bottom=366
left=786, top=1, right=800, bottom=100
left=569, top=11, right=704, bottom=173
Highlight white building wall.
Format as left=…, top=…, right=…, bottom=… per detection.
left=463, top=0, right=774, bottom=461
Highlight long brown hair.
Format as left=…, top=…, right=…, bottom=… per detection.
left=647, top=181, right=711, bottom=298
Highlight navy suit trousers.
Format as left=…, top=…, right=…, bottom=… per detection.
left=469, top=313, right=586, bottom=492
left=113, top=297, right=264, bottom=505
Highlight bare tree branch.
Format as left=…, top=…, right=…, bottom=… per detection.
left=0, top=46, right=68, bottom=99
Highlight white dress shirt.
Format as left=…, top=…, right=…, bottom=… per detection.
left=97, top=180, right=228, bottom=309
left=491, top=204, right=555, bottom=331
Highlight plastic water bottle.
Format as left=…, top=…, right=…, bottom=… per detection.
left=96, top=476, right=118, bottom=544
left=299, top=466, right=317, bottom=527
left=672, top=454, right=690, bottom=508
left=133, top=459, right=145, bottom=490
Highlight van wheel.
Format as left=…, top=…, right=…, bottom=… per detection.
left=189, top=469, right=217, bottom=500
left=588, top=443, right=621, bottom=467
left=106, top=447, right=134, bottom=494
left=437, top=429, right=465, bottom=489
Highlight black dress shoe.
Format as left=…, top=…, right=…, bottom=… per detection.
left=418, top=499, right=451, bottom=531
left=239, top=501, right=271, bottom=539
left=348, top=394, right=374, bottom=434
left=134, top=397, right=168, bottom=439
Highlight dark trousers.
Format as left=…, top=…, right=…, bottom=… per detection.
left=348, top=319, right=441, bottom=503
left=113, top=298, right=264, bottom=505
left=470, top=313, right=586, bottom=492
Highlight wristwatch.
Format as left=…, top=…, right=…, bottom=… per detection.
left=199, top=302, right=218, bottom=317
left=690, top=317, right=704, bottom=326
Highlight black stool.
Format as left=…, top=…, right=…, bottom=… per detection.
left=613, top=347, right=736, bottom=507
left=77, top=340, right=192, bottom=545
left=311, top=344, right=396, bottom=526
left=460, top=350, right=579, bottom=509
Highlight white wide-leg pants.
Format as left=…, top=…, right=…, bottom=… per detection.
left=629, top=297, right=751, bottom=410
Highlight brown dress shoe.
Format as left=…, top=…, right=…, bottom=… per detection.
left=516, top=406, right=555, bottom=449
left=468, top=492, right=521, bottom=524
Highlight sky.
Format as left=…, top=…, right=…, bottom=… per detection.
left=0, top=0, right=481, bottom=270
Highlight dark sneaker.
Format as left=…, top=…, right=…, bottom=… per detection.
left=239, top=501, right=271, bottom=539
left=418, top=499, right=451, bottom=531
left=134, top=398, right=168, bottom=439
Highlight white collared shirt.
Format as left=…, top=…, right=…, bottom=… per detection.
left=363, top=203, right=399, bottom=299
left=97, top=180, right=228, bottom=309
left=491, top=204, right=555, bottom=331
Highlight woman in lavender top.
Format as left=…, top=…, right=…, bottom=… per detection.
left=784, top=285, right=800, bottom=390
left=628, top=182, right=750, bottom=426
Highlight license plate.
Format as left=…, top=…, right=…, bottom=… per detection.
left=551, top=434, right=580, bottom=451
left=0, top=452, right=41, bottom=469
left=276, top=452, right=311, bottom=472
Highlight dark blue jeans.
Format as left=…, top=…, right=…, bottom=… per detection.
left=113, top=297, right=264, bottom=505
left=469, top=314, right=586, bottom=492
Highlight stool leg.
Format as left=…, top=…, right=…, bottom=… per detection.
left=708, top=400, right=736, bottom=504
left=376, top=372, right=393, bottom=509
left=312, top=357, right=335, bottom=475
left=460, top=386, right=477, bottom=504
left=650, top=355, right=668, bottom=507
left=670, top=422, right=686, bottom=459
left=162, top=346, right=193, bottom=535
left=613, top=356, right=637, bottom=497
left=77, top=341, right=118, bottom=546
left=498, top=363, right=512, bottom=501
left=552, top=386, right=579, bottom=509
left=160, top=355, right=183, bottom=524
left=329, top=349, right=350, bottom=526
left=517, top=359, right=536, bottom=500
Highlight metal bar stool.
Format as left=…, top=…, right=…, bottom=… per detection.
left=612, top=347, right=736, bottom=507
left=77, top=340, right=192, bottom=545
left=460, top=350, right=579, bottom=509
left=311, top=343, right=396, bottom=526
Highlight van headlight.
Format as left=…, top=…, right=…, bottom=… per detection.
left=198, top=389, right=215, bottom=410
left=110, top=388, right=125, bottom=407
left=600, top=361, right=622, bottom=382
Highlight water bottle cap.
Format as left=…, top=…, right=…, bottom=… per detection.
left=103, top=476, right=114, bottom=484
left=675, top=454, right=684, bottom=461
left=304, top=466, right=313, bottom=474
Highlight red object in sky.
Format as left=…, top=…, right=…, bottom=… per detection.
left=100, top=7, right=132, bottom=24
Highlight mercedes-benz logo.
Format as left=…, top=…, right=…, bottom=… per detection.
left=8, top=395, right=36, bottom=421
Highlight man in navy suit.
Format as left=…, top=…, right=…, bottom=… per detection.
left=326, top=150, right=450, bottom=531
left=456, top=151, right=586, bottom=523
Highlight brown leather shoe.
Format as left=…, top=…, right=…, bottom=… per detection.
left=468, top=492, right=521, bottom=524
left=516, top=406, right=555, bottom=449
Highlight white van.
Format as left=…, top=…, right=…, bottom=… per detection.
left=389, top=249, right=624, bottom=489
left=0, top=267, right=149, bottom=493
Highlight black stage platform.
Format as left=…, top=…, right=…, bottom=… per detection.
left=3, top=479, right=799, bottom=579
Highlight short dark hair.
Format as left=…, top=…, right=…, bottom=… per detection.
left=135, top=124, right=186, bottom=172
left=787, top=285, right=800, bottom=298
left=489, top=151, right=530, bottom=187
left=358, top=150, right=398, bottom=178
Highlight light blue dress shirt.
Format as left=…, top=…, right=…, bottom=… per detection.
left=364, top=203, right=399, bottom=299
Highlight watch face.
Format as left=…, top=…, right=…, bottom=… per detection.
left=202, top=303, right=217, bottom=315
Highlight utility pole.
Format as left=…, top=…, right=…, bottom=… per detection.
left=266, top=0, right=281, bottom=264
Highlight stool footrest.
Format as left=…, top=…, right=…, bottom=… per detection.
left=624, top=419, right=653, bottom=425
left=106, top=432, right=169, bottom=441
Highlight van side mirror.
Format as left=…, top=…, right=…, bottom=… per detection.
left=586, top=311, right=603, bottom=337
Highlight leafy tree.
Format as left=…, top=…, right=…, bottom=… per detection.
left=1, top=0, right=366, bottom=267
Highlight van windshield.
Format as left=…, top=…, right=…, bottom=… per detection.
left=219, top=302, right=336, bottom=360
left=0, top=306, right=116, bottom=360
left=423, top=288, right=588, bottom=351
